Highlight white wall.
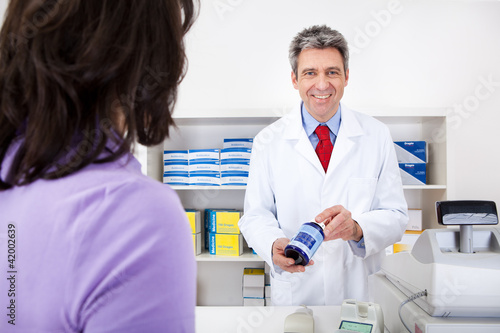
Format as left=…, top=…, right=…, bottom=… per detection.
left=177, top=0, right=500, bottom=205
left=0, top=0, right=498, bottom=204
left=0, top=1, right=6, bottom=21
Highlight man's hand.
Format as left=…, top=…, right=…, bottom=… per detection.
left=315, top=205, right=363, bottom=242
left=272, top=238, right=314, bottom=273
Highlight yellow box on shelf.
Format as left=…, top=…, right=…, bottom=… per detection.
left=206, top=209, right=241, bottom=234
left=393, top=230, right=423, bottom=253
left=209, top=233, right=243, bottom=256
left=243, top=268, right=265, bottom=285
left=185, top=209, right=201, bottom=234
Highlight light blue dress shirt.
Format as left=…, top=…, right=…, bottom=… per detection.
left=300, top=103, right=366, bottom=254
left=301, top=102, right=341, bottom=149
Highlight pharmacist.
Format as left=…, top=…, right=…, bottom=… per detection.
left=239, top=25, right=408, bottom=306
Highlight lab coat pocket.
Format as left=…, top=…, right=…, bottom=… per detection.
left=347, top=178, right=377, bottom=214
left=270, top=270, right=293, bottom=306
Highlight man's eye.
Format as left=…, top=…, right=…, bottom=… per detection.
left=305, top=72, right=315, bottom=76
left=328, top=71, right=339, bottom=75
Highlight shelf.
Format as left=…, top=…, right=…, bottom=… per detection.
left=171, top=185, right=246, bottom=190
left=173, top=185, right=445, bottom=191
left=196, top=251, right=263, bottom=262
left=174, top=107, right=447, bottom=121
left=402, top=185, right=446, bottom=190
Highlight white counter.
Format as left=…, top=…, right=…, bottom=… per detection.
left=196, top=305, right=342, bottom=333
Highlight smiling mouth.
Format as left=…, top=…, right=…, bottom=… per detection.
left=312, top=94, right=332, bottom=100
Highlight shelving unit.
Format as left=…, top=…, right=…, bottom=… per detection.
left=173, top=184, right=446, bottom=191
left=146, top=107, right=448, bottom=306
left=403, top=185, right=446, bottom=190
left=172, top=185, right=247, bottom=191
left=196, top=250, right=262, bottom=262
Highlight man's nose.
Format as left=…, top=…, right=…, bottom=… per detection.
left=315, top=73, right=330, bottom=90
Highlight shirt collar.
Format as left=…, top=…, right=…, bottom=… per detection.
left=301, top=102, right=342, bottom=137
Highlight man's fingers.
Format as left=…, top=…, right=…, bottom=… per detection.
left=274, top=253, right=295, bottom=267
left=323, top=214, right=344, bottom=236
left=272, top=237, right=311, bottom=273
left=273, top=252, right=307, bottom=273
left=315, top=205, right=342, bottom=224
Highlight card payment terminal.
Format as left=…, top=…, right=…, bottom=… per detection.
left=335, top=299, right=384, bottom=333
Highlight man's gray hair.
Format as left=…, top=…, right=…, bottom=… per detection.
left=289, top=25, right=349, bottom=78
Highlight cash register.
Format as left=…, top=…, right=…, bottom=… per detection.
left=373, top=200, right=500, bottom=332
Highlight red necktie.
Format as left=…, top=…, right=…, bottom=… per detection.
left=315, top=125, right=333, bottom=172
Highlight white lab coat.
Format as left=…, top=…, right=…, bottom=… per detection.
left=239, top=103, right=408, bottom=306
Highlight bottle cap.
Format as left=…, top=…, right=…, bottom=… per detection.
left=309, top=220, right=325, bottom=230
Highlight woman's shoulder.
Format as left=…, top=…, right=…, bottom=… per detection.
left=70, top=156, right=185, bottom=222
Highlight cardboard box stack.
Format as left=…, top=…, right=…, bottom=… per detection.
left=188, top=149, right=221, bottom=186
left=264, top=263, right=271, bottom=306
left=220, top=138, right=252, bottom=186
left=206, top=209, right=243, bottom=256
left=163, top=138, right=253, bottom=186
left=242, top=268, right=265, bottom=306
left=163, top=150, right=189, bottom=185
left=394, top=141, right=427, bottom=185
left=386, top=209, right=424, bottom=255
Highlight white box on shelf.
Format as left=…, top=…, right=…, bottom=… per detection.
left=220, top=172, right=248, bottom=186
left=394, top=141, right=427, bottom=163
left=243, top=297, right=265, bottom=306
left=188, top=149, right=220, bottom=160
left=189, top=173, right=220, bottom=186
left=220, top=148, right=252, bottom=160
left=399, top=163, right=426, bottom=185
left=223, top=138, right=253, bottom=149
left=264, top=264, right=271, bottom=285
left=163, top=150, right=188, bottom=161
left=407, top=209, right=423, bottom=231
left=243, top=286, right=264, bottom=298
left=163, top=172, right=189, bottom=185
left=188, top=159, right=220, bottom=173
left=164, top=160, right=189, bottom=172
left=243, top=268, right=265, bottom=287
left=220, top=159, right=250, bottom=172
left=192, top=233, right=202, bottom=256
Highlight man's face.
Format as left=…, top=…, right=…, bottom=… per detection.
left=291, top=47, right=349, bottom=123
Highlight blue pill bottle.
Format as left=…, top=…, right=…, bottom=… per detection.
left=284, top=221, right=325, bottom=266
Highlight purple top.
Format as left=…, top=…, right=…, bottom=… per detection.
left=0, top=139, right=196, bottom=332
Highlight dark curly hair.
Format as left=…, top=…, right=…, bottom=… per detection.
left=0, top=0, right=197, bottom=189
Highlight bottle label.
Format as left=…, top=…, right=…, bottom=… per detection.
left=288, top=224, right=324, bottom=260
left=294, top=232, right=317, bottom=250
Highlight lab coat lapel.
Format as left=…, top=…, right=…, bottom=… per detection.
left=283, top=105, right=325, bottom=174
left=326, top=104, right=364, bottom=176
